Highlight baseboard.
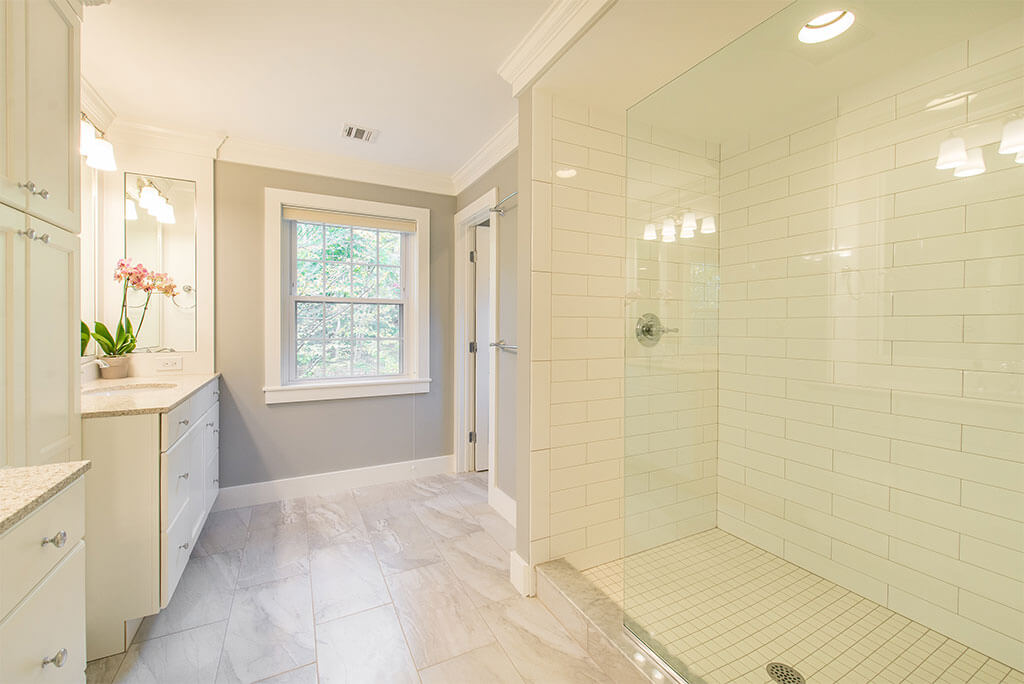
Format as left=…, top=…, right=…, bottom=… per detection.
left=211, top=454, right=454, bottom=511
left=488, top=484, right=517, bottom=526
left=509, top=549, right=535, bottom=596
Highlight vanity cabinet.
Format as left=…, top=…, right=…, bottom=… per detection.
left=82, top=376, right=220, bottom=659
left=0, top=475, right=87, bottom=683
left=0, top=204, right=80, bottom=469
left=0, top=0, right=81, bottom=234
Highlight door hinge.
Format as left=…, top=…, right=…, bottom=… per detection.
left=469, top=250, right=476, bottom=263
left=468, top=431, right=477, bottom=443
left=469, top=341, right=477, bottom=353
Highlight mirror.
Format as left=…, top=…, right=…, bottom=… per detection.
left=123, top=173, right=197, bottom=352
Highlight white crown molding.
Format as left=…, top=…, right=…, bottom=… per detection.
left=498, top=0, right=615, bottom=96
left=107, top=120, right=225, bottom=158
left=81, top=76, right=116, bottom=132
left=217, top=136, right=457, bottom=196
left=452, top=116, right=519, bottom=195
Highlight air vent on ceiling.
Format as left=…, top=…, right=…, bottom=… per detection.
left=342, top=124, right=379, bottom=143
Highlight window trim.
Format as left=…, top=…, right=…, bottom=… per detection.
left=264, top=188, right=430, bottom=404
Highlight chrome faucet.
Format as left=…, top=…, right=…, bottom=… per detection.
left=84, top=358, right=110, bottom=370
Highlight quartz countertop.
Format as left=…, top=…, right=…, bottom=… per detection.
left=0, top=461, right=91, bottom=535
left=81, top=373, right=220, bottom=418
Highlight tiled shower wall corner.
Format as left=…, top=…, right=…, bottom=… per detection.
left=715, top=22, right=1024, bottom=669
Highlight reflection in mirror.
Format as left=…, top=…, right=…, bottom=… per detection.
left=124, top=173, right=197, bottom=352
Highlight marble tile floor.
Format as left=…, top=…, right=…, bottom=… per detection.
left=86, top=472, right=619, bottom=684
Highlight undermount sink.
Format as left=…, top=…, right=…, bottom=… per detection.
left=83, top=383, right=179, bottom=396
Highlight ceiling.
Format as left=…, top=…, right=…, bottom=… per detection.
left=81, top=0, right=548, bottom=181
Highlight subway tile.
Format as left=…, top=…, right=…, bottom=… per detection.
left=892, top=341, right=1024, bottom=373
left=892, top=488, right=1024, bottom=551
left=835, top=361, right=962, bottom=396
left=834, top=405, right=960, bottom=450
left=833, top=495, right=959, bottom=558
left=834, top=450, right=960, bottom=503
left=961, top=481, right=1024, bottom=523
left=894, top=285, right=1023, bottom=316
left=833, top=541, right=958, bottom=611
left=964, top=314, right=1024, bottom=343
left=892, top=390, right=1024, bottom=433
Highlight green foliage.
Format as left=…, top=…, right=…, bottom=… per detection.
left=81, top=321, right=90, bottom=356
left=90, top=320, right=136, bottom=357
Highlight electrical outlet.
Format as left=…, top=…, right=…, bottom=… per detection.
left=157, top=356, right=183, bottom=371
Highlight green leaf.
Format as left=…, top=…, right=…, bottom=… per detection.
left=80, top=321, right=90, bottom=356
left=91, top=322, right=116, bottom=356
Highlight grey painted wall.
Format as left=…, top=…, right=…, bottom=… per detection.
left=456, top=151, right=518, bottom=498
left=214, top=161, right=456, bottom=487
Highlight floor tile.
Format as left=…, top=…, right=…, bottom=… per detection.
left=249, top=498, right=306, bottom=531
left=354, top=481, right=419, bottom=523
left=193, top=508, right=251, bottom=557
left=437, top=530, right=518, bottom=606
left=479, top=596, right=614, bottom=683
left=386, top=561, right=495, bottom=668
left=216, top=574, right=316, bottom=684
left=305, top=491, right=368, bottom=549
left=254, top=664, right=318, bottom=683
left=236, top=519, right=309, bottom=589
left=114, top=621, right=226, bottom=683
left=473, top=508, right=516, bottom=552
left=315, top=604, right=418, bottom=684
left=419, top=642, right=526, bottom=684
left=135, top=550, right=241, bottom=642
left=412, top=493, right=485, bottom=540
left=310, top=540, right=389, bottom=623
left=367, top=513, right=442, bottom=575
left=86, top=652, right=125, bottom=684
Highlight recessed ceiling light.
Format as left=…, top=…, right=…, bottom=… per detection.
left=555, top=168, right=577, bottom=178
left=798, top=10, right=855, bottom=44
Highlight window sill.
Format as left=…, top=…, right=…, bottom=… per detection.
left=263, top=376, right=431, bottom=404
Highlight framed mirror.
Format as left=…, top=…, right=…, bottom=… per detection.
left=123, top=172, right=197, bottom=352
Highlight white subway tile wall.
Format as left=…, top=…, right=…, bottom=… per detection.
left=713, top=25, right=1024, bottom=670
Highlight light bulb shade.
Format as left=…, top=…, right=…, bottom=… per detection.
left=953, top=147, right=986, bottom=177
left=935, top=136, right=967, bottom=170
left=125, top=198, right=138, bottom=221
left=661, top=223, right=675, bottom=242
left=998, top=118, right=1024, bottom=155
left=681, top=227, right=695, bottom=239
left=643, top=223, right=657, bottom=240
left=156, top=203, right=175, bottom=224
left=80, top=119, right=97, bottom=156
left=139, top=185, right=158, bottom=208
left=681, top=212, right=697, bottom=230
left=85, top=138, right=117, bottom=171
left=700, top=216, right=717, bottom=234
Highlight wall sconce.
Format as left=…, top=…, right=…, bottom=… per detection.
left=661, top=217, right=675, bottom=242
left=953, top=148, right=986, bottom=177
left=998, top=118, right=1024, bottom=155
left=700, top=216, right=717, bottom=234
left=81, top=114, right=117, bottom=171
left=935, top=135, right=968, bottom=170
left=643, top=223, right=657, bottom=240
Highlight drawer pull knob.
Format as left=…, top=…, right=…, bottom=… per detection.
left=206, top=421, right=215, bottom=427
left=179, top=472, right=189, bottom=480
left=179, top=418, right=190, bottom=426
left=37, top=232, right=50, bottom=243
left=213, top=429, right=220, bottom=434
left=41, top=648, right=68, bottom=668
left=41, top=530, right=68, bottom=548
left=179, top=542, right=190, bottom=550
left=213, top=478, right=219, bottom=484
left=213, top=391, right=220, bottom=398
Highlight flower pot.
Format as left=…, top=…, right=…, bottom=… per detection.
left=100, top=356, right=130, bottom=379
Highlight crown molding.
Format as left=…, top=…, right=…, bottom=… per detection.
left=452, top=116, right=518, bottom=195
left=498, top=0, right=615, bottom=96
left=216, top=136, right=457, bottom=196
left=107, top=120, right=226, bottom=158
left=80, top=76, right=116, bottom=132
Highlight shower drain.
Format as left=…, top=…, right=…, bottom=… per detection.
left=766, top=662, right=805, bottom=684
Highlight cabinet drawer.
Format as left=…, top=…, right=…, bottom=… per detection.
left=0, top=542, right=86, bottom=683
left=204, top=447, right=219, bottom=516
left=161, top=399, right=192, bottom=451
left=160, top=506, right=193, bottom=609
left=0, top=478, right=85, bottom=619
left=190, top=379, right=219, bottom=425
left=160, top=429, right=195, bottom=531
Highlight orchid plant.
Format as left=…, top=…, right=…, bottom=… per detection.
left=82, top=259, right=179, bottom=357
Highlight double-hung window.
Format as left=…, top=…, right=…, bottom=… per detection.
left=264, top=189, right=430, bottom=404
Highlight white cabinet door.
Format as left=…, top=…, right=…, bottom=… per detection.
left=23, top=0, right=79, bottom=232
left=24, top=218, right=79, bottom=465
left=0, top=0, right=27, bottom=212
left=0, top=204, right=27, bottom=468
left=202, top=402, right=220, bottom=514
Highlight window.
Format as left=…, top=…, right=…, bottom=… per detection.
left=264, top=189, right=430, bottom=404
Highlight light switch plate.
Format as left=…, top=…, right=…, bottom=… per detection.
left=157, top=356, right=183, bottom=371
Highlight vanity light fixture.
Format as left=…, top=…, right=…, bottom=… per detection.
left=156, top=203, right=176, bottom=225
left=700, top=216, right=717, bottom=234
left=125, top=197, right=138, bottom=221
left=86, top=136, right=117, bottom=171
left=798, top=10, right=855, bottom=44
left=681, top=211, right=697, bottom=231
left=643, top=222, right=658, bottom=240
left=661, top=217, right=676, bottom=243
left=953, top=147, right=986, bottom=177
left=139, top=184, right=159, bottom=209
left=681, top=224, right=696, bottom=239
left=935, top=135, right=968, bottom=170
left=998, top=117, right=1024, bottom=155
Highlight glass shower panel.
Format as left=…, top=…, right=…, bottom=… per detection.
left=623, top=1, right=1024, bottom=681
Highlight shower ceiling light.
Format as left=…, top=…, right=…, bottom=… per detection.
left=125, top=197, right=138, bottom=221
left=798, top=10, right=855, bottom=44
left=681, top=212, right=697, bottom=230
left=643, top=223, right=658, bottom=240
left=555, top=168, right=577, bottom=179
left=998, top=118, right=1024, bottom=155
left=953, top=148, right=986, bottom=177
left=661, top=217, right=675, bottom=243
left=700, top=216, right=717, bottom=234
left=935, top=136, right=968, bottom=170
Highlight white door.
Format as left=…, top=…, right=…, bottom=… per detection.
left=472, top=224, right=491, bottom=472
left=0, top=0, right=28, bottom=212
